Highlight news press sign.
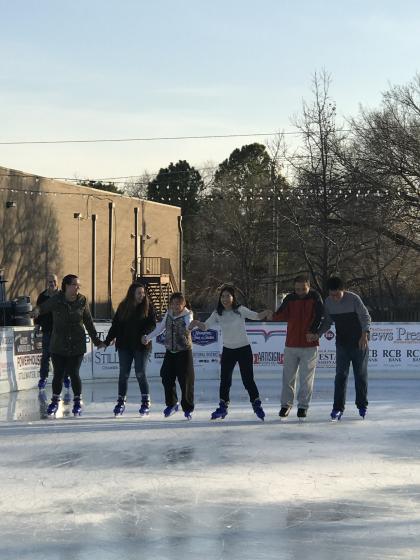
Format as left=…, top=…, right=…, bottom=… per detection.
left=238, top=322, right=420, bottom=372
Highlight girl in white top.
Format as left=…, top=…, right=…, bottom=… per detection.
left=190, top=285, right=271, bottom=421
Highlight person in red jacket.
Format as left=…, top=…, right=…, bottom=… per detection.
left=272, top=275, right=323, bottom=419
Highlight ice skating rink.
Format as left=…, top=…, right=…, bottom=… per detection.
left=0, top=373, right=419, bottom=560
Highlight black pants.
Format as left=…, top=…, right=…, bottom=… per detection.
left=160, top=349, right=195, bottom=412
left=39, top=331, right=52, bottom=379
left=220, top=345, right=259, bottom=403
left=51, top=354, right=84, bottom=397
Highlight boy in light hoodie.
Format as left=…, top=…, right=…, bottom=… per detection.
left=143, top=292, right=194, bottom=419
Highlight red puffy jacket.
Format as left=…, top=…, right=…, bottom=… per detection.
left=273, top=290, right=324, bottom=348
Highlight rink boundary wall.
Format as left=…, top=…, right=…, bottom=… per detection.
left=0, top=322, right=419, bottom=395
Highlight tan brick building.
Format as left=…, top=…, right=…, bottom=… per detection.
left=0, top=166, right=182, bottom=317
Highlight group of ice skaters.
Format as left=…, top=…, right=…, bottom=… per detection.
left=35, top=273, right=371, bottom=423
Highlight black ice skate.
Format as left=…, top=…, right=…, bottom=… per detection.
left=113, top=397, right=126, bottom=416
left=139, top=395, right=151, bottom=416
left=252, top=399, right=265, bottom=422
left=47, top=395, right=60, bottom=418
left=72, top=397, right=83, bottom=417
left=279, top=406, right=291, bottom=419
left=211, top=400, right=228, bottom=420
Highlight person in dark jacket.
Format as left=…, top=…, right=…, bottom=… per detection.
left=316, top=276, right=371, bottom=421
left=105, top=283, right=156, bottom=417
left=272, top=275, right=324, bottom=420
left=35, top=274, right=59, bottom=389
left=35, top=274, right=104, bottom=416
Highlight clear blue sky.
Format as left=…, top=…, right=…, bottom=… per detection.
left=1, top=0, right=419, bottom=182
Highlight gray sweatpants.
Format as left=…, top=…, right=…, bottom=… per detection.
left=281, top=346, right=318, bottom=409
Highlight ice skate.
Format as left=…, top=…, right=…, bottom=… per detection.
left=63, top=377, right=71, bottom=390
left=252, top=399, right=265, bottom=422
left=330, top=408, right=343, bottom=422
left=47, top=396, right=60, bottom=418
left=297, top=408, right=307, bottom=422
left=38, top=378, right=47, bottom=390
left=113, top=397, right=126, bottom=416
left=139, top=395, right=151, bottom=417
left=279, top=406, right=291, bottom=419
left=358, top=407, right=367, bottom=419
left=72, top=397, right=83, bottom=417
left=184, top=411, right=193, bottom=420
left=211, top=400, right=228, bottom=420
left=163, top=403, right=179, bottom=417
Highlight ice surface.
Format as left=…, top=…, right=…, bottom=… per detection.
left=0, top=373, right=419, bottom=560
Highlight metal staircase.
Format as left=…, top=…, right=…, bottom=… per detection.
left=136, top=257, right=178, bottom=319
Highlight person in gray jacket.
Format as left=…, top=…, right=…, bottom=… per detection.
left=315, top=276, right=371, bottom=421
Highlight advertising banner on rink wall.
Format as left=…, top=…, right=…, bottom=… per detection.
left=248, top=322, right=420, bottom=372
left=91, top=322, right=221, bottom=379
left=12, top=329, right=43, bottom=390
left=0, top=328, right=14, bottom=396
left=0, top=322, right=419, bottom=394
left=91, top=321, right=420, bottom=378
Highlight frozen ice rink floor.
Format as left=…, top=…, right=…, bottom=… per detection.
left=0, top=373, right=420, bottom=560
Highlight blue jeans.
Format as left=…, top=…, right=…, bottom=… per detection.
left=39, top=331, right=52, bottom=379
left=118, top=348, right=150, bottom=398
left=334, top=344, right=368, bottom=411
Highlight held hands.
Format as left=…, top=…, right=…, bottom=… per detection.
left=141, top=335, right=150, bottom=345
left=306, top=333, right=319, bottom=343
left=189, top=319, right=207, bottom=331
left=258, top=309, right=273, bottom=321
left=95, top=341, right=106, bottom=349
left=188, top=319, right=199, bottom=331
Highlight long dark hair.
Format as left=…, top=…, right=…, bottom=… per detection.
left=216, top=285, right=241, bottom=316
left=61, top=274, right=78, bottom=292
left=117, top=283, right=150, bottom=321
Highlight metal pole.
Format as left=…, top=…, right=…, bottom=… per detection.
left=91, top=214, right=97, bottom=317
left=134, top=207, right=139, bottom=280
left=108, top=202, right=114, bottom=316
left=77, top=218, right=80, bottom=276
left=177, top=215, right=183, bottom=291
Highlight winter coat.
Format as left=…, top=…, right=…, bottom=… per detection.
left=273, top=290, right=324, bottom=348
left=105, top=304, right=156, bottom=351
left=39, top=292, right=101, bottom=356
